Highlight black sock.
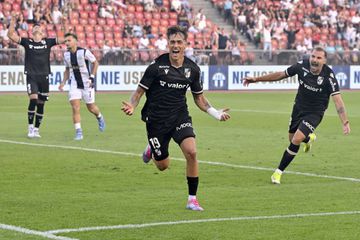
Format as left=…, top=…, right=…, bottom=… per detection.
left=35, top=103, right=44, bottom=128
left=278, top=143, right=300, bottom=171
left=28, top=99, right=37, bottom=125
left=187, top=176, right=199, bottom=196
left=303, top=136, right=310, bottom=143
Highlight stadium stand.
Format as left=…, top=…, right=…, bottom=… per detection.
left=0, top=0, right=359, bottom=65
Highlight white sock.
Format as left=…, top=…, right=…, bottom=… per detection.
left=74, top=123, right=81, bottom=130
left=97, top=113, right=102, bottom=119
left=28, top=124, right=34, bottom=128
left=188, top=195, right=196, bottom=201
left=275, top=169, right=283, bottom=175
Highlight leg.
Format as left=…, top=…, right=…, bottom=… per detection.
left=27, top=94, right=38, bottom=138
left=84, top=89, right=105, bottom=132
left=70, top=99, right=83, bottom=140
left=33, top=75, right=50, bottom=137
left=180, top=137, right=203, bottom=211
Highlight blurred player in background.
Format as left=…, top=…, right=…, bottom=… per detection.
left=122, top=26, right=230, bottom=211
left=59, top=33, right=105, bottom=140
left=243, top=46, right=350, bottom=184
left=7, top=13, right=64, bottom=138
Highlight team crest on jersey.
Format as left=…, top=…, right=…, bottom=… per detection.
left=41, top=40, right=46, bottom=44
left=184, top=68, right=191, bottom=78
left=317, top=76, right=324, bottom=85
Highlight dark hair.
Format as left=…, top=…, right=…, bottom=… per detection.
left=313, top=46, right=327, bottom=58
left=64, top=32, right=78, bottom=40
left=166, top=25, right=187, bottom=40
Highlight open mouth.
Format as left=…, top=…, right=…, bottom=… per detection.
left=172, top=50, right=180, bottom=54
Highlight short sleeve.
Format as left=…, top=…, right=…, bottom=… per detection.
left=46, top=38, right=57, bottom=48
left=190, top=67, right=203, bottom=95
left=20, top=38, right=29, bottom=47
left=84, top=49, right=97, bottom=63
left=285, top=62, right=301, bottom=77
left=139, top=62, right=158, bottom=90
left=328, top=70, right=340, bottom=96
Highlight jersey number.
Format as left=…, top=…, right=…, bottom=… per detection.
left=149, top=137, right=161, bottom=149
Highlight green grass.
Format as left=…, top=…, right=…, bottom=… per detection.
left=0, top=91, right=359, bottom=240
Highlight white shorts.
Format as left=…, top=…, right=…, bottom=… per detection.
left=68, top=87, right=95, bottom=104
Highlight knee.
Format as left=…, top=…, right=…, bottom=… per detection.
left=185, top=149, right=197, bottom=161
left=291, top=137, right=303, bottom=145
left=72, top=105, right=80, bottom=112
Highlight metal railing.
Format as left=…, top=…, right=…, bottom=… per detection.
left=0, top=48, right=359, bottom=66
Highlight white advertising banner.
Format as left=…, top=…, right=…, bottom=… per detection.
left=350, top=65, right=360, bottom=89
left=0, top=65, right=209, bottom=92
left=228, top=65, right=299, bottom=90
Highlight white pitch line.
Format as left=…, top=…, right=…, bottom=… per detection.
left=46, top=210, right=360, bottom=234
left=1, top=139, right=360, bottom=183
left=0, top=223, right=78, bottom=240
left=229, top=109, right=360, bottom=118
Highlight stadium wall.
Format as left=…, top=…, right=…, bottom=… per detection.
left=0, top=65, right=359, bottom=92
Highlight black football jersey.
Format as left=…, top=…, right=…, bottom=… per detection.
left=139, top=53, right=203, bottom=125
left=286, top=59, right=340, bottom=112
left=20, top=38, right=57, bottom=75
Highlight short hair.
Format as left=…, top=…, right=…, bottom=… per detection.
left=64, top=32, right=78, bottom=40
left=312, top=46, right=327, bottom=58
left=167, top=25, right=187, bottom=40
left=32, top=24, right=42, bottom=33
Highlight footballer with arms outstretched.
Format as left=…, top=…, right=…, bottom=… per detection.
left=122, top=26, right=230, bottom=211
left=243, top=46, right=350, bottom=184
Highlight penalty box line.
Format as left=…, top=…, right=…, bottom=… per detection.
left=46, top=210, right=360, bottom=234
left=1, top=139, right=360, bottom=183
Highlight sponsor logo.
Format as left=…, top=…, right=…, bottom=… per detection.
left=176, top=122, right=192, bottom=131
left=302, top=120, right=315, bottom=132
left=29, top=44, right=47, bottom=49
left=299, top=80, right=322, bottom=92
left=167, top=82, right=189, bottom=89
left=184, top=68, right=191, bottom=78
left=317, top=76, right=324, bottom=85
left=160, top=80, right=166, bottom=86
left=335, top=72, right=347, bottom=87
left=212, top=72, right=226, bottom=88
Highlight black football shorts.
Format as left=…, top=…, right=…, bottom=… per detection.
left=289, top=105, right=324, bottom=137
left=146, top=116, right=196, bottom=161
left=26, top=74, right=49, bottom=101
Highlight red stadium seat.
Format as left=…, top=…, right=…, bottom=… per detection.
left=152, top=12, right=161, bottom=20
left=70, top=12, right=79, bottom=19
left=86, top=32, right=95, bottom=39
left=136, top=5, right=144, bottom=12
left=88, top=18, right=97, bottom=25
left=152, top=19, right=160, bottom=27
left=85, top=25, right=94, bottom=32
left=79, top=18, right=88, bottom=25
left=88, top=11, right=97, bottom=19
left=80, top=11, right=88, bottom=19
left=127, top=5, right=136, bottom=12
left=70, top=18, right=79, bottom=25
left=169, top=12, right=177, bottom=19
left=144, top=12, right=152, bottom=20
left=106, top=18, right=116, bottom=26
left=94, top=25, right=103, bottom=32
left=98, top=18, right=106, bottom=25
left=96, top=32, right=104, bottom=40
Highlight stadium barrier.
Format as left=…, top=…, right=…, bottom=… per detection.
left=1, top=65, right=359, bottom=92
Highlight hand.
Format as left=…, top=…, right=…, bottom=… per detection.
left=243, top=77, right=256, bottom=87
left=343, top=122, right=350, bottom=135
left=58, top=83, right=64, bottom=91
left=121, top=101, right=134, bottom=116
left=219, top=108, right=231, bottom=121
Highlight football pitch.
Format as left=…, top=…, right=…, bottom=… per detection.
left=0, top=91, right=359, bottom=240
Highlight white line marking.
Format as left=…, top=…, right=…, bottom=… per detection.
left=0, top=223, right=78, bottom=240
left=229, top=109, right=360, bottom=118
left=1, top=139, right=360, bottom=183
left=46, top=210, right=360, bottom=234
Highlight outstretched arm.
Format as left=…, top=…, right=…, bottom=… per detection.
left=7, top=14, right=20, bottom=43
left=332, top=94, right=350, bottom=135
left=193, top=93, right=230, bottom=121
left=243, top=71, right=287, bottom=86
left=121, top=86, right=146, bottom=116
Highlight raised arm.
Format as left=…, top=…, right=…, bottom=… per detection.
left=121, top=86, right=146, bottom=116
left=243, top=71, right=288, bottom=86
left=7, top=14, right=20, bottom=44
left=332, top=94, right=350, bottom=135
left=192, top=93, right=230, bottom=121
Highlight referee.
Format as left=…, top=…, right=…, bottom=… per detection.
left=8, top=13, right=64, bottom=138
